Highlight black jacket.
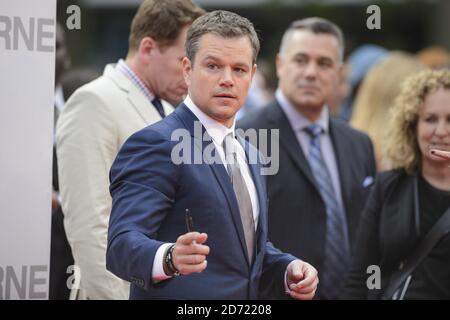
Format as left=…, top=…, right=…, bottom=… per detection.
left=342, top=169, right=450, bottom=299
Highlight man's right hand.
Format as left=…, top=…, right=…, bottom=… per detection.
left=172, top=232, right=210, bottom=275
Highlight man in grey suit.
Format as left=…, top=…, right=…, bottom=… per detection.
left=56, top=0, right=204, bottom=299
left=238, top=18, right=376, bottom=299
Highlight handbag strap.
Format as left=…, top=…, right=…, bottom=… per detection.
left=382, top=206, right=450, bottom=299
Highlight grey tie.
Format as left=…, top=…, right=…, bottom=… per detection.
left=223, top=134, right=255, bottom=262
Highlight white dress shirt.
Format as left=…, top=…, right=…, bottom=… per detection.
left=152, top=95, right=260, bottom=281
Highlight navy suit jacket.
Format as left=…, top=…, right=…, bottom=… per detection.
left=107, top=103, right=296, bottom=300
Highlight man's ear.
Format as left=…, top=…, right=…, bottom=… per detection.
left=138, top=36, right=157, bottom=63
left=275, top=53, right=283, bottom=79
left=182, top=57, right=192, bottom=86
left=251, top=63, right=257, bottom=80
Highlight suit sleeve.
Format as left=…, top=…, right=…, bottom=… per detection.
left=56, top=89, right=129, bottom=299
left=106, top=128, right=179, bottom=292
left=258, top=161, right=297, bottom=299
left=341, top=175, right=383, bottom=299
left=260, top=241, right=296, bottom=299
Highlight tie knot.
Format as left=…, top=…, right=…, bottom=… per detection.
left=222, top=133, right=237, bottom=157
left=304, top=124, right=323, bottom=138
left=152, top=96, right=160, bottom=103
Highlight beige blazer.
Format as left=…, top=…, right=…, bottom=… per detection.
left=56, top=64, right=173, bottom=299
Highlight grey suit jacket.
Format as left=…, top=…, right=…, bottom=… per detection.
left=56, top=64, right=173, bottom=299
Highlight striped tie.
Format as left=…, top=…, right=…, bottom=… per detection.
left=304, top=124, right=350, bottom=299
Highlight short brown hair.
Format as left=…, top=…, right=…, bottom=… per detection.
left=128, top=0, right=204, bottom=53
left=185, top=10, right=260, bottom=65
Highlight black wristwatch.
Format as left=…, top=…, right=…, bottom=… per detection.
left=164, top=244, right=180, bottom=276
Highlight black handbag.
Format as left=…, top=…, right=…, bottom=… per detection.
left=382, top=176, right=450, bottom=300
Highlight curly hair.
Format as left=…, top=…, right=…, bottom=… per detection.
left=384, top=69, right=450, bottom=173
left=350, top=52, right=424, bottom=169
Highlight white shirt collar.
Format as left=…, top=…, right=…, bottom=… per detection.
left=275, top=88, right=329, bottom=133
left=116, top=59, right=156, bottom=101
left=183, top=95, right=235, bottom=146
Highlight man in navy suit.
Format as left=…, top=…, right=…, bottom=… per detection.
left=238, top=18, right=376, bottom=299
left=106, top=10, right=318, bottom=300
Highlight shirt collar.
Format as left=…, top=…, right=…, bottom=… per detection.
left=116, top=59, right=156, bottom=101
left=275, top=88, right=329, bottom=133
left=183, top=95, right=235, bottom=146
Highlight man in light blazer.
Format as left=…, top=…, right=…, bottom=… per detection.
left=238, top=18, right=376, bottom=299
left=106, top=10, right=318, bottom=300
left=56, top=0, right=204, bottom=299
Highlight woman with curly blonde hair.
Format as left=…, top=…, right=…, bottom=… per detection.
left=342, top=69, right=450, bottom=299
left=350, top=52, right=424, bottom=169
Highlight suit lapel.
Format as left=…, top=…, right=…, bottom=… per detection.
left=176, top=105, right=250, bottom=265
left=329, top=119, right=353, bottom=216
left=209, top=160, right=251, bottom=266
left=127, top=87, right=161, bottom=123
left=104, top=64, right=162, bottom=124
left=268, top=102, right=320, bottom=192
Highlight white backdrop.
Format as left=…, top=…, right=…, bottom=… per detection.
left=0, top=0, right=56, bottom=299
